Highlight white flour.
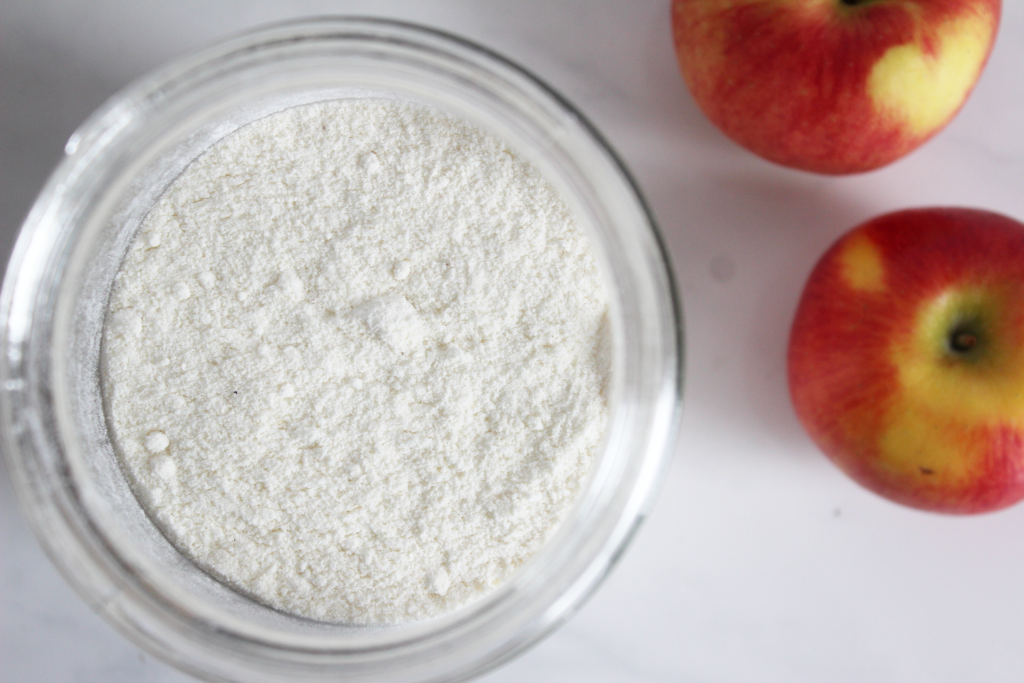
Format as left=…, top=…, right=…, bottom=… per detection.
left=103, top=100, right=611, bottom=624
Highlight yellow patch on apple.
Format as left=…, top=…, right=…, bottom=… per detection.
left=838, top=232, right=885, bottom=292
left=891, top=287, right=1024, bottom=422
left=867, top=13, right=995, bottom=135
left=877, top=406, right=979, bottom=481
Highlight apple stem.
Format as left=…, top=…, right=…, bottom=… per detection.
left=950, top=330, right=978, bottom=353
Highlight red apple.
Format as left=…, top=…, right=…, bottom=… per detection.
left=788, top=208, right=1024, bottom=514
left=671, top=0, right=1001, bottom=174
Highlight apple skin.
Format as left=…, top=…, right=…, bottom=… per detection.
left=671, top=0, right=1001, bottom=174
left=788, top=208, right=1024, bottom=514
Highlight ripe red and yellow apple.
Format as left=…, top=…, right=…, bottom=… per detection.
left=671, top=0, right=1001, bottom=174
left=788, top=208, right=1024, bottom=513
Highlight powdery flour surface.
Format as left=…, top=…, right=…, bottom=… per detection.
left=103, top=100, right=611, bottom=624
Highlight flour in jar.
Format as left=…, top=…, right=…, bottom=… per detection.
left=102, top=99, right=611, bottom=624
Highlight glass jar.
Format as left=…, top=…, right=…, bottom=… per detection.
left=0, top=17, right=682, bottom=683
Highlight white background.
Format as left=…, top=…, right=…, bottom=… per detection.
left=3, top=2, right=1024, bottom=682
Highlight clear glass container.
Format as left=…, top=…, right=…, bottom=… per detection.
left=0, top=17, right=682, bottom=683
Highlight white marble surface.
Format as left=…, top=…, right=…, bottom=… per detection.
left=3, top=2, right=1024, bottom=681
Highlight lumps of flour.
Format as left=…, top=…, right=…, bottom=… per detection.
left=144, top=431, right=169, bottom=453
left=103, top=99, right=611, bottom=625
left=108, top=309, right=142, bottom=338
left=359, top=152, right=381, bottom=173
left=393, top=260, right=411, bottom=281
left=150, top=453, right=177, bottom=482
left=428, top=567, right=451, bottom=596
left=273, top=269, right=304, bottom=302
left=351, top=294, right=427, bottom=354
